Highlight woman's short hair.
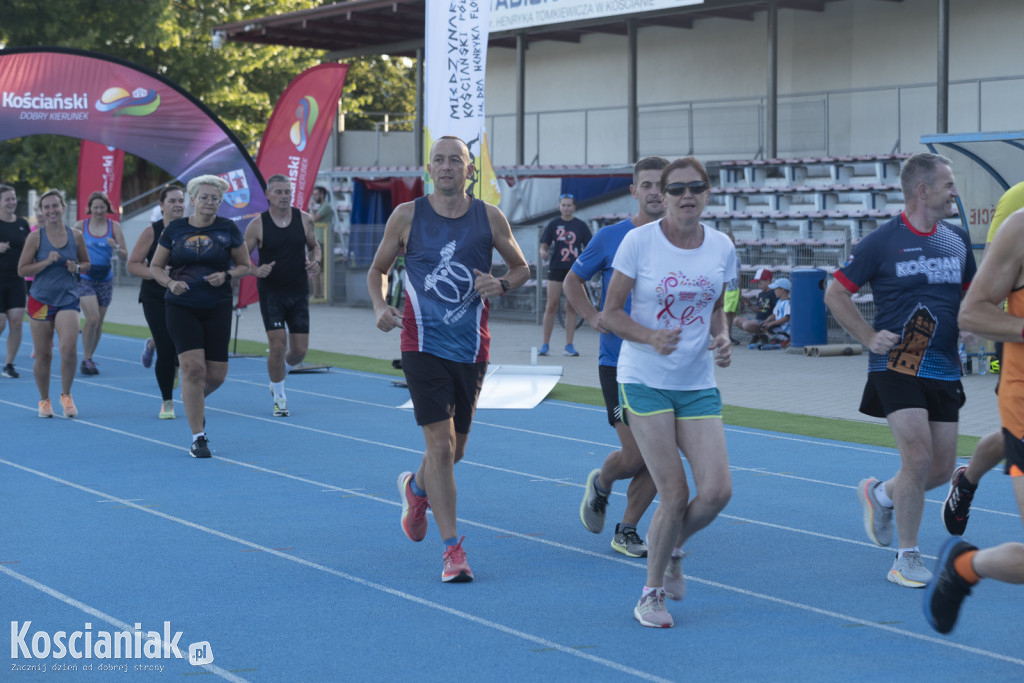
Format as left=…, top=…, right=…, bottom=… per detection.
left=186, top=175, right=230, bottom=199
left=659, top=156, right=710, bottom=189
left=86, top=191, right=112, bottom=213
left=37, top=188, right=66, bottom=210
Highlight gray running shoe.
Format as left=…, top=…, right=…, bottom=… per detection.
left=633, top=589, right=673, bottom=628
left=611, top=524, right=647, bottom=557
left=579, top=469, right=608, bottom=534
left=857, top=477, right=893, bottom=547
left=888, top=550, right=932, bottom=588
left=664, top=552, right=686, bottom=601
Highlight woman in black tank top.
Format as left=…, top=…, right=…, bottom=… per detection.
left=126, top=185, right=186, bottom=419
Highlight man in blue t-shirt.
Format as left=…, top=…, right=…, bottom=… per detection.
left=538, top=194, right=592, bottom=356
left=825, top=152, right=977, bottom=589
left=565, top=156, right=669, bottom=558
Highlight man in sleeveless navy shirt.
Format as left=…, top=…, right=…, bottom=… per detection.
left=368, top=136, right=530, bottom=583
left=244, top=174, right=321, bottom=417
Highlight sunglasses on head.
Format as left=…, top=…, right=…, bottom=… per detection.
left=663, top=181, right=709, bottom=196
left=560, top=193, right=574, bottom=199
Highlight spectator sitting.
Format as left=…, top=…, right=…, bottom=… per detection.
left=734, top=267, right=778, bottom=344
left=757, top=277, right=791, bottom=347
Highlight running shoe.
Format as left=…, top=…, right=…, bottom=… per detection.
left=273, top=397, right=289, bottom=417
left=190, top=436, right=212, bottom=459
left=441, top=536, right=474, bottom=583
left=664, top=552, right=686, bottom=601
left=924, top=536, right=977, bottom=634
left=857, top=477, right=893, bottom=547
left=633, top=589, right=673, bottom=628
left=2, top=363, right=18, bottom=378
left=942, top=465, right=975, bottom=536
left=537, top=343, right=549, bottom=356
left=398, top=471, right=429, bottom=542
left=611, top=524, right=647, bottom=558
left=579, top=469, right=608, bottom=534
left=159, top=400, right=175, bottom=420
left=888, top=550, right=932, bottom=588
left=60, top=393, right=77, bottom=418
left=80, top=358, right=99, bottom=376
left=564, top=343, right=579, bottom=357
left=38, top=399, right=54, bottom=418
left=141, top=338, right=155, bottom=368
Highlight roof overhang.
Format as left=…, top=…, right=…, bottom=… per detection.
left=213, top=0, right=893, bottom=59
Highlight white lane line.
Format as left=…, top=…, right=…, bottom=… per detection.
left=4, top=391, right=1024, bottom=668
left=0, top=564, right=248, bottom=682
left=0, top=458, right=671, bottom=683
left=4, top=453, right=1023, bottom=670
left=0, top=394, right=1016, bottom=524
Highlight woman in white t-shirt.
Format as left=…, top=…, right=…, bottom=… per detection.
left=600, top=156, right=737, bottom=629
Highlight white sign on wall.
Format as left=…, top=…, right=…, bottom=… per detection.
left=490, top=0, right=703, bottom=33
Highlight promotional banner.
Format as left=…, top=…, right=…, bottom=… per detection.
left=0, top=47, right=267, bottom=223
left=76, top=140, right=124, bottom=221
left=238, top=63, right=348, bottom=309
left=424, top=0, right=500, bottom=205
left=255, top=62, right=348, bottom=214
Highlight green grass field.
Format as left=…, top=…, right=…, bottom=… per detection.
left=105, top=321, right=981, bottom=458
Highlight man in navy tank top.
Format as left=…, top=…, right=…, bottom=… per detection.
left=368, top=136, right=530, bottom=583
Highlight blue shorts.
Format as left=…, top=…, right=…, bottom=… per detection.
left=618, top=384, right=722, bottom=425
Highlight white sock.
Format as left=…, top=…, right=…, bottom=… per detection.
left=271, top=381, right=286, bottom=400
left=286, top=360, right=301, bottom=373
left=873, top=481, right=894, bottom=508
left=897, top=546, right=920, bottom=558
left=192, top=432, right=205, bottom=442
left=671, top=547, right=684, bottom=559
left=641, top=586, right=660, bottom=598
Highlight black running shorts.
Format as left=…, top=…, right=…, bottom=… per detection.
left=599, top=364, right=622, bottom=427
left=859, top=370, right=964, bottom=422
left=258, top=288, right=310, bottom=334
left=165, top=300, right=233, bottom=363
left=401, top=351, right=486, bottom=434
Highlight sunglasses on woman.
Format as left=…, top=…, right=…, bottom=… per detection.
left=663, top=181, right=709, bottom=196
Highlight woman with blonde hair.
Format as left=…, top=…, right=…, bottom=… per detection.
left=17, top=189, right=90, bottom=418
left=149, top=175, right=251, bottom=457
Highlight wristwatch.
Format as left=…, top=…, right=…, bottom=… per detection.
left=499, top=278, right=511, bottom=293
left=224, top=272, right=232, bottom=282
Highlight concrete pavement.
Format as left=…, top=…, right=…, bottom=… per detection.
left=100, top=282, right=999, bottom=437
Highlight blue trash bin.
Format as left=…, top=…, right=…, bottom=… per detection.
left=789, top=268, right=827, bottom=347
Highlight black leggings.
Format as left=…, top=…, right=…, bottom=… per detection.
left=141, top=298, right=178, bottom=401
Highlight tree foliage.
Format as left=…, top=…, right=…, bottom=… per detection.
left=0, top=0, right=416, bottom=204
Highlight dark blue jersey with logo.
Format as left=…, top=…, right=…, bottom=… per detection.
left=833, top=212, right=976, bottom=380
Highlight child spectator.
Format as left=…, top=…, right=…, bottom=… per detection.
left=759, top=277, right=791, bottom=345
left=734, top=267, right=778, bottom=344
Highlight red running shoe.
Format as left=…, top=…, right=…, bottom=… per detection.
left=441, top=536, right=473, bottom=583
left=398, top=471, right=429, bottom=542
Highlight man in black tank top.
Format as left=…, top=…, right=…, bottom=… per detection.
left=243, top=174, right=321, bottom=417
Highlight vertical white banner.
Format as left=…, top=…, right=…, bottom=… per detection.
left=424, top=0, right=500, bottom=204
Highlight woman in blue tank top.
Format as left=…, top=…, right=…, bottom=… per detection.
left=16, top=189, right=90, bottom=419
left=74, top=191, right=128, bottom=376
